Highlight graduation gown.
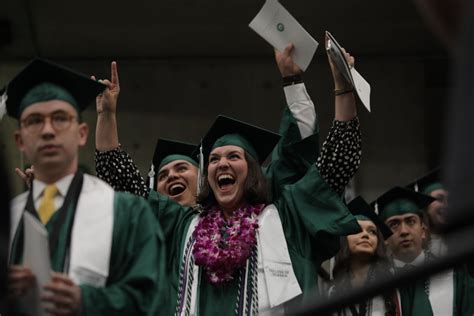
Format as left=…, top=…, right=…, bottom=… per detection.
left=9, top=174, right=164, bottom=316
left=397, top=260, right=474, bottom=315
left=148, top=163, right=360, bottom=315
left=264, top=107, right=319, bottom=201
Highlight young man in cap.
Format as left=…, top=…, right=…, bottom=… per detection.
left=5, top=59, right=164, bottom=315
left=376, top=186, right=474, bottom=315
left=408, top=168, right=448, bottom=257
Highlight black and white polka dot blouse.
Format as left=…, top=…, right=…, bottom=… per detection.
left=95, top=117, right=361, bottom=197
left=316, top=117, right=361, bottom=195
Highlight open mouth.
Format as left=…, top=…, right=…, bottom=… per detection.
left=168, top=183, right=186, bottom=197
left=217, top=174, right=236, bottom=189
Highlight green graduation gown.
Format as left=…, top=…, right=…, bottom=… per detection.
left=148, top=163, right=359, bottom=315
left=399, top=265, right=474, bottom=315
left=264, top=107, right=320, bottom=201
left=9, top=174, right=164, bottom=316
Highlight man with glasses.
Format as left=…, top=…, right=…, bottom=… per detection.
left=5, top=59, right=164, bottom=316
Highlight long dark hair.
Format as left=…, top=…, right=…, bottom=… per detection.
left=197, top=151, right=269, bottom=209
left=332, top=226, right=397, bottom=316
left=333, top=229, right=388, bottom=281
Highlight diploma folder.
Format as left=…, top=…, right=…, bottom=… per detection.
left=249, top=0, right=318, bottom=71
left=326, top=31, right=371, bottom=112
left=19, top=212, right=52, bottom=316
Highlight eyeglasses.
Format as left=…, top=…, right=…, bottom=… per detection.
left=21, top=111, right=77, bottom=134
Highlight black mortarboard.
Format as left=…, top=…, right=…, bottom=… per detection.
left=195, top=115, right=281, bottom=164
left=407, top=168, right=443, bottom=195
left=146, top=138, right=198, bottom=190
left=374, top=186, right=435, bottom=222
left=347, top=196, right=392, bottom=239
left=3, top=58, right=105, bottom=119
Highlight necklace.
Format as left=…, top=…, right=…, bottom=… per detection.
left=192, top=204, right=264, bottom=285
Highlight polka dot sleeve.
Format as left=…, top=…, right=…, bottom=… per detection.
left=95, top=147, right=150, bottom=198
left=316, top=117, right=362, bottom=195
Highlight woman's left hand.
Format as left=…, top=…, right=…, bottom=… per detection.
left=325, top=34, right=355, bottom=90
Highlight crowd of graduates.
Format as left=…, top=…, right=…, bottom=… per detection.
left=1, top=1, right=474, bottom=314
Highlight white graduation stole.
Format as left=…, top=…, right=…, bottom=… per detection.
left=257, top=204, right=302, bottom=309
left=68, top=175, right=114, bottom=287
left=10, top=174, right=114, bottom=287
left=180, top=204, right=302, bottom=316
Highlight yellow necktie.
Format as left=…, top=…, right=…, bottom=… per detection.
left=38, top=184, right=58, bottom=224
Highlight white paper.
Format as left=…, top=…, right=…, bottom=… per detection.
left=326, top=31, right=371, bottom=112
left=249, top=0, right=318, bottom=71
left=19, top=212, right=52, bottom=316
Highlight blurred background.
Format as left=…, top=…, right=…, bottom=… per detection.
left=0, top=0, right=449, bottom=199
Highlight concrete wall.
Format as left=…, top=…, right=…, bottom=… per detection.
left=0, top=54, right=448, bottom=200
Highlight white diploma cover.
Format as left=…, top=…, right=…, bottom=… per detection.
left=19, top=212, right=52, bottom=316
left=249, top=0, right=319, bottom=71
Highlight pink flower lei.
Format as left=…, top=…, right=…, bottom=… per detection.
left=192, top=204, right=265, bottom=285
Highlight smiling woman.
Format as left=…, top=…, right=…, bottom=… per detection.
left=199, top=146, right=268, bottom=214
left=147, top=115, right=360, bottom=316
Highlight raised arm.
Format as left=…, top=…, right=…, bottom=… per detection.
left=94, top=62, right=149, bottom=197
left=315, top=37, right=362, bottom=195
left=95, top=61, right=120, bottom=151
left=275, top=43, right=317, bottom=139
left=264, top=44, right=320, bottom=201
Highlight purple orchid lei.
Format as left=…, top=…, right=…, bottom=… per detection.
left=192, top=204, right=265, bottom=285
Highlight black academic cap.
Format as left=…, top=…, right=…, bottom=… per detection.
left=348, top=196, right=392, bottom=239
left=146, top=138, right=198, bottom=190
left=195, top=115, right=280, bottom=164
left=374, top=186, right=436, bottom=222
left=4, top=58, right=105, bottom=119
left=152, top=138, right=198, bottom=171
left=406, top=168, right=443, bottom=195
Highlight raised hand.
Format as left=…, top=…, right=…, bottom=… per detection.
left=325, top=34, right=355, bottom=90
left=42, top=272, right=81, bottom=316
left=15, top=165, right=34, bottom=188
left=274, top=43, right=303, bottom=77
left=93, top=61, right=120, bottom=115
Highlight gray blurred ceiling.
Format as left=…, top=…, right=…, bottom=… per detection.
left=0, top=0, right=444, bottom=60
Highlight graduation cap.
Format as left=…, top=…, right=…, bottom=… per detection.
left=407, top=168, right=443, bottom=195
left=374, top=186, right=436, bottom=222
left=195, top=115, right=281, bottom=165
left=147, top=138, right=198, bottom=190
left=3, top=58, right=105, bottom=119
left=347, top=196, right=392, bottom=240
